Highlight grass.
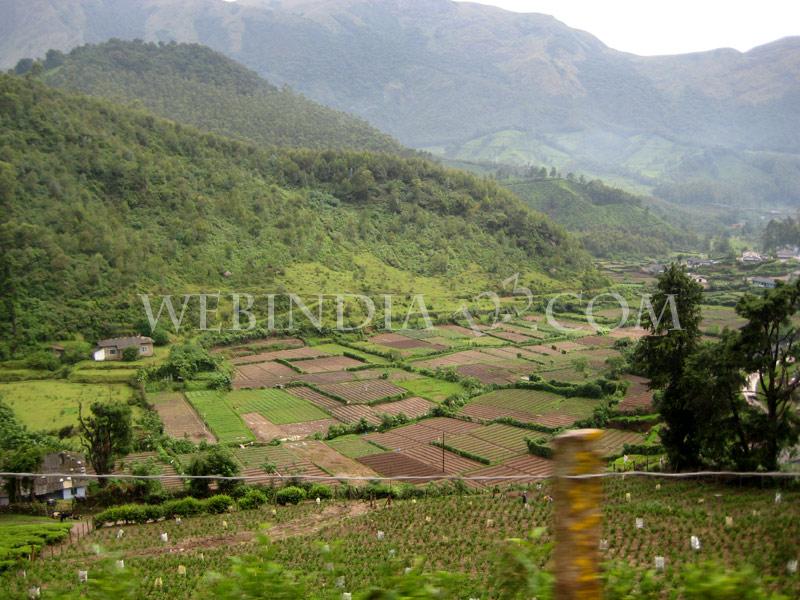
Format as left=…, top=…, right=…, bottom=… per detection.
left=184, top=391, right=255, bottom=444
left=226, top=389, right=329, bottom=424
left=0, top=381, right=134, bottom=432
left=325, top=434, right=386, bottom=459
left=395, top=376, right=466, bottom=403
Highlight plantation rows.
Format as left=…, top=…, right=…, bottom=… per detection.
left=5, top=479, right=798, bottom=598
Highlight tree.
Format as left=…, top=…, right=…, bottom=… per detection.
left=634, top=264, right=704, bottom=469
left=186, top=445, right=240, bottom=495
left=0, top=400, right=58, bottom=501
left=735, top=280, right=800, bottom=470
left=79, top=402, right=133, bottom=486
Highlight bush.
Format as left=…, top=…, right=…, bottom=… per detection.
left=122, top=346, right=139, bottom=362
left=94, top=503, right=158, bottom=525
left=25, top=350, right=60, bottom=371
left=161, top=497, right=204, bottom=518
left=307, top=484, right=332, bottom=500
left=204, top=494, right=234, bottom=514
left=237, top=488, right=268, bottom=510
left=276, top=486, right=306, bottom=505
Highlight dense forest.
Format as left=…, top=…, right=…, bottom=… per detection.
left=25, top=40, right=405, bottom=154
left=0, top=74, right=595, bottom=354
left=505, top=177, right=699, bottom=258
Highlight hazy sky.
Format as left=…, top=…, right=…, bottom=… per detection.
left=456, top=0, right=800, bottom=55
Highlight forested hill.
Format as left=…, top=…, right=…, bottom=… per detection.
left=0, top=74, right=594, bottom=348
left=32, top=40, right=405, bottom=154
left=505, top=178, right=700, bottom=258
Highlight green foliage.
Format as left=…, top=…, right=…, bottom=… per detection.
left=634, top=264, right=704, bottom=469
left=0, top=518, right=72, bottom=571
left=275, top=486, right=306, bottom=505
left=78, top=401, right=133, bottom=478
left=40, top=40, right=405, bottom=154
left=203, top=494, right=234, bottom=514
left=0, top=74, right=590, bottom=348
left=186, top=445, right=240, bottom=496
left=525, top=437, right=554, bottom=459
left=121, top=346, right=139, bottom=362
left=237, top=488, right=268, bottom=510
left=307, top=483, right=333, bottom=500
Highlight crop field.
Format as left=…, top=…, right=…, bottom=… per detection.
left=357, top=451, right=445, bottom=483
left=310, top=343, right=390, bottom=364
left=150, top=392, right=216, bottom=444
left=394, top=376, right=465, bottom=402
left=618, top=374, right=655, bottom=413
left=286, top=386, right=341, bottom=411
left=318, top=380, right=407, bottom=404
left=437, top=431, right=518, bottom=463
left=371, top=396, right=434, bottom=419
left=225, top=389, right=330, bottom=424
left=464, top=388, right=598, bottom=427
left=9, top=479, right=798, bottom=598
left=229, top=346, right=326, bottom=365
left=232, top=360, right=300, bottom=388
left=456, top=363, right=520, bottom=384
left=67, top=368, right=138, bottom=384
left=595, top=429, right=646, bottom=457
left=184, top=391, right=254, bottom=444
left=0, top=381, right=134, bottom=432
left=325, top=434, right=386, bottom=459
left=293, top=355, right=365, bottom=373
left=700, top=305, right=748, bottom=336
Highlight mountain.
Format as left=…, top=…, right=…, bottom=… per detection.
left=0, top=74, right=593, bottom=349
left=2, top=0, right=800, bottom=208
left=34, top=39, right=405, bottom=153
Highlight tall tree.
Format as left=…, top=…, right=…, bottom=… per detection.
left=634, top=264, right=704, bottom=469
left=735, top=280, right=800, bottom=470
left=79, top=402, right=132, bottom=486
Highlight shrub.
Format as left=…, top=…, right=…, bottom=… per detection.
left=161, top=497, right=204, bottom=518
left=307, top=484, right=332, bottom=500
left=122, top=346, right=139, bottom=362
left=276, top=486, right=306, bottom=505
left=204, top=494, right=234, bottom=514
left=94, top=504, right=155, bottom=525
left=25, top=350, right=60, bottom=371
left=237, top=488, right=268, bottom=510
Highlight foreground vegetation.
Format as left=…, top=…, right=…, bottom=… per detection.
left=2, top=478, right=797, bottom=598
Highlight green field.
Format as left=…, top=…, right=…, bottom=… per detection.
left=466, top=387, right=598, bottom=422
left=325, top=434, right=386, bottom=459
left=0, top=381, right=134, bottom=432
left=395, top=376, right=466, bottom=403
left=184, top=391, right=255, bottom=444
left=225, top=389, right=329, bottom=424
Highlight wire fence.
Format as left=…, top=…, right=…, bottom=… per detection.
left=1, top=470, right=798, bottom=483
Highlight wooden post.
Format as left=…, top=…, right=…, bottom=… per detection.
left=553, top=429, right=603, bottom=600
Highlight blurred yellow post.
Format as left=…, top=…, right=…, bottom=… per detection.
left=553, top=428, right=603, bottom=600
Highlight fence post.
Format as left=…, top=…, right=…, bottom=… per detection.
left=553, top=428, right=603, bottom=600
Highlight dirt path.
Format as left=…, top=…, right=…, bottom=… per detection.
left=122, top=501, right=376, bottom=559
left=285, top=440, right=380, bottom=479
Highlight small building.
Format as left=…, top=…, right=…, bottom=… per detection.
left=0, top=452, right=91, bottom=505
left=641, top=263, right=665, bottom=275
left=776, top=246, right=800, bottom=262
left=689, top=273, right=708, bottom=286
left=740, top=251, right=765, bottom=263
left=49, top=344, right=65, bottom=357
left=93, top=335, right=154, bottom=361
left=749, top=276, right=777, bottom=289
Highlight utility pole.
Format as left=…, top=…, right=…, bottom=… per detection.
left=441, top=432, right=445, bottom=473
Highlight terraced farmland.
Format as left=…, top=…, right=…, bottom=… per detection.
left=184, top=391, right=254, bottom=444
left=326, top=434, right=386, bottom=459
left=463, top=388, right=598, bottom=427
left=225, top=389, right=330, bottom=424
left=318, top=379, right=407, bottom=404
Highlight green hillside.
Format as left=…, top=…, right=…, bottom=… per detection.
left=506, top=178, right=699, bottom=258
left=0, top=74, right=594, bottom=352
left=35, top=40, right=405, bottom=154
